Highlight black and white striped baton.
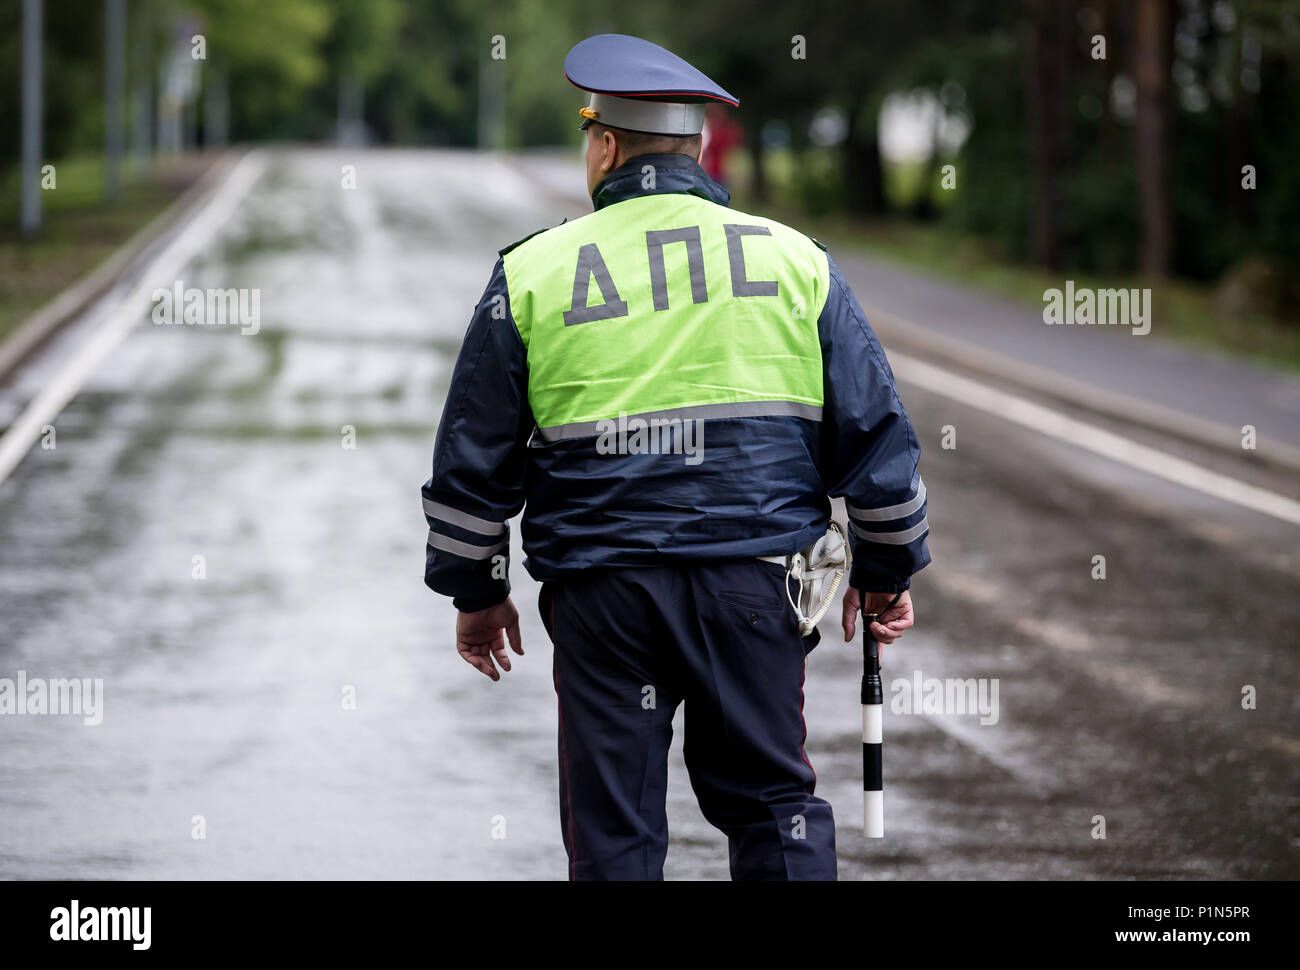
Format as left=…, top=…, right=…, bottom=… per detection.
left=862, top=592, right=901, bottom=838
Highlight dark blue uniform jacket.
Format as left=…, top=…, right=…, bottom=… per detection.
left=422, top=154, right=930, bottom=612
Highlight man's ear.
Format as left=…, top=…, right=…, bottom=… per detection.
left=602, top=129, right=619, bottom=173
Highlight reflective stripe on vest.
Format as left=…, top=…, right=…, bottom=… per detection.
left=502, top=193, right=830, bottom=436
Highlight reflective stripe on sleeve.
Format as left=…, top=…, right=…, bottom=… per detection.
left=427, top=530, right=509, bottom=560
left=847, top=478, right=926, bottom=523
left=849, top=516, right=930, bottom=545
left=422, top=499, right=507, bottom=536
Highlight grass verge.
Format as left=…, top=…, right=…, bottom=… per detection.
left=728, top=149, right=1299, bottom=375
left=0, top=153, right=213, bottom=345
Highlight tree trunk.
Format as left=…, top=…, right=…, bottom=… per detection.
left=909, top=104, right=944, bottom=221
left=1135, top=0, right=1173, bottom=277
left=1097, top=0, right=1116, bottom=165
left=843, top=134, right=886, bottom=216
left=842, top=90, right=885, bottom=216
left=1024, top=0, right=1063, bottom=269
left=1223, top=20, right=1245, bottom=242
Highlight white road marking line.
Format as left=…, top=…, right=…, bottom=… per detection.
left=0, top=150, right=268, bottom=487
left=891, top=352, right=1300, bottom=527
left=866, top=304, right=1300, bottom=473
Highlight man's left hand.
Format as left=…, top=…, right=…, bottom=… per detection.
left=841, top=587, right=914, bottom=651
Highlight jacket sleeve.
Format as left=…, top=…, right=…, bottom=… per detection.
left=421, top=258, right=533, bottom=611
left=817, top=253, right=931, bottom=594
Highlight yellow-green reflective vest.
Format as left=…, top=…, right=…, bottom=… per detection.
left=503, top=192, right=831, bottom=441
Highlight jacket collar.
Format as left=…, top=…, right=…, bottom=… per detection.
left=591, top=153, right=730, bottom=211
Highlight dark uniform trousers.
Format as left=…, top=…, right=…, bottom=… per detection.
left=539, top=559, right=837, bottom=880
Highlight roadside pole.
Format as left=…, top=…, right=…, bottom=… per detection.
left=21, top=0, right=44, bottom=236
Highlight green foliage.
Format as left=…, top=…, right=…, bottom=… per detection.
left=195, top=0, right=330, bottom=87
left=931, top=33, right=1031, bottom=264
left=192, top=0, right=332, bottom=138
left=793, top=148, right=844, bottom=218
left=0, top=0, right=109, bottom=168
left=2, top=0, right=1298, bottom=308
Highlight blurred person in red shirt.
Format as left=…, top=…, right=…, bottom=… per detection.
left=699, top=103, right=743, bottom=187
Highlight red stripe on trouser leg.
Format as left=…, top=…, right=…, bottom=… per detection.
left=799, top=651, right=816, bottom=793
left=551, top=595, right=577, bottom=881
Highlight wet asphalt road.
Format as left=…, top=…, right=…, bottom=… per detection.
left=0, top=148, right=1296, bottom=880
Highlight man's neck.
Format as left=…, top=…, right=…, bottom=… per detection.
left=591, top=153, right=730, bottom=211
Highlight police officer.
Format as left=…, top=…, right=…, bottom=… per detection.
left=421, top=34, right=930, bottom=881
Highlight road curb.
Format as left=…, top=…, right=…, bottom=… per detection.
left=0, top=150, right=243, bottom=384
left=866, top=304, right=1300, bottom=476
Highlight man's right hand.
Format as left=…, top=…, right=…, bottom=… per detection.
left=456, top=597, right=524, bottom=681
left=841, top=588, right=914, bottom=652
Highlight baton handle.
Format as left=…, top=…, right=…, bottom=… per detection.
left=862, top=610, right=884, bottom=838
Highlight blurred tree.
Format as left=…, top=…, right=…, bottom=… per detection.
left=104, top=0, right=125, bottom=200
left=349, top=0, right=478, bottom=145
left=187, top=0, right=331, bottom=140
left=1, top=0, right=1296, bottom=306
left=1135, top=0, right=1174, bottom=277
left=318, top=0, right=401, bottom=143
left=1024, top=0, right=1068, bottom=269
